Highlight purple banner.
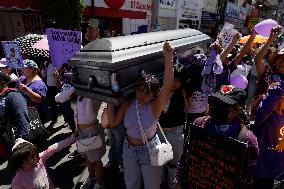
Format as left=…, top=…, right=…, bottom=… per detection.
left=47, top=28, right=82, bottom=69
left=1, top=41, right=23, bottom=68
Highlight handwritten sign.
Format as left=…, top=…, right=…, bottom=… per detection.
left=1, top=41, right=23, bottom=68
left=187, top=126, right=248, bottom=189
left=219, top=23, right=237, bottom=50
left=47, top=28, right=82, bottom=69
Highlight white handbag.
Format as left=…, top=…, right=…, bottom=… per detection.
left=76, top=134, right=103, bottom=153
left=74, top=99, right=103, bottom=153
left=136, top=101, right=173, bottom=166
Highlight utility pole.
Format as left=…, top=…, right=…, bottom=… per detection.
left=151, top=0, right=160, bottom=31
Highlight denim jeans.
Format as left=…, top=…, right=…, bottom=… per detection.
left=123, top=134, right=162, bottom=189
left=158, top=126, right=184, bottom=189
left=108, top=124, right=127, bottom=167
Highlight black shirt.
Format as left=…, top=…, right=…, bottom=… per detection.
left=159, top=90, right=185, bottom=128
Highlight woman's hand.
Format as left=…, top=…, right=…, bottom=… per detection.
left=211, top=39, right=223, bottom=54
left=101, top=108, right=109, bottom=129
left=18, top=82, right=28, bottom=93
left=232, top=32, right=241, bottom=44
left=163, top=41, right=174, bottom=61
left=54, top=70, right=61, bottom=81
left=269, top=25, right=282, bottom=41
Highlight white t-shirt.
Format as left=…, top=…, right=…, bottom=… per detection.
left=46, top=64, right=57, bottom=86
left=188, top=91, right=208, bottom=114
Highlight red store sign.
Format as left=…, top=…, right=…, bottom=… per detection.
left=84, top=0, right=152, bottom=19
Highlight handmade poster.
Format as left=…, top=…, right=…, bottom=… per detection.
left=1, top=41, right=23, bottom=68
left=46, top=28, right=82, bottom=69
left=187, top=126, right=248, bottom=189
left=219, top=22, right=237, bottom=50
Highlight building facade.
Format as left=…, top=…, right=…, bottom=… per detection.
left=0, top=0, right=43, bottom=41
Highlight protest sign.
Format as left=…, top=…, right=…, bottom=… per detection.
left=219, top=22, right=237, bottom=50
left=47, top=28, right=82, bottom=69
left=187, top=126, right=248, bottom=189
left=1, top=41, right=23, bottom=68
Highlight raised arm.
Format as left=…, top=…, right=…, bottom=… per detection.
left=152, top=41, right=174, bottom=118
left=232, top=30, right=257, bottom=66
left=255, top=25, right=282, bottom=77
left=220, top=32, right=241, bottom=62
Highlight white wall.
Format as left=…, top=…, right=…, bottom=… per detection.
left=123, top=18, right=150, bottom=35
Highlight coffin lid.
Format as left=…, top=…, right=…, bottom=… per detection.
left=71, top=29, right=211, bottom=64
left=82, top=29, right=208, bottom=52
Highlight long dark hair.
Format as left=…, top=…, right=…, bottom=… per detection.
left=136, top=71, right=161, bottom=98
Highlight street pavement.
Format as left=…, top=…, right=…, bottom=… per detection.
left=0, top=104, right=125, bottom=189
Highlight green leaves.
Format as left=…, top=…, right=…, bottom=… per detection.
left=42, top=0, right=85, bottom=30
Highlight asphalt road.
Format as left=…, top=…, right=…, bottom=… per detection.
left=0, top=103, right=125, bottom=189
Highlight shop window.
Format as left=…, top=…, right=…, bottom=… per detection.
left=188, top=20, right=199, bottom=30
left=23, top=14, right=43, bottom=34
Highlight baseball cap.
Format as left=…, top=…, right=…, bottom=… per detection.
left=23, top=59, right=38, bottom=68
left=210, top=85, right=247, bottom=106
left=0, top=58, right=8, bottom=68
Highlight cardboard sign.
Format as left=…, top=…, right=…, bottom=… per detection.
left=219, top=23, right=237, bottom=50
left=47, top=28, right=82, bottom=69
left=188, top=126, right=248, bottom=189
left=1, top=41, right=23, bottom=68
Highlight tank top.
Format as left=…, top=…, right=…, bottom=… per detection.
left=124, top=100, right=158, bottom=139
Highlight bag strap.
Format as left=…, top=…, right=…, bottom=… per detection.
left=136, top=100, right=151, bottom=150
left=135, top=100, right=169, bottom=151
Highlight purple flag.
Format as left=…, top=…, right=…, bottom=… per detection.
left=47, top=28, right=82, bottom=69
left=1, top=41, right=23, bottom=68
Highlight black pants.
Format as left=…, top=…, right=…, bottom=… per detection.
left=253, top=177, right=274, bottom=189
left=47, top=86, right=59, bottom=121
left=61, top=101, right=76, bottom=132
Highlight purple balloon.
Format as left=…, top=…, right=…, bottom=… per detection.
left=254, top=19, right=278, bottom=37
left=230, top=75, right=248, bottom=89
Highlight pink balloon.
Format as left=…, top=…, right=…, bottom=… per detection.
left=254, top=19, right=278, bottom=37
left=230, top=75, right=248, bottom=89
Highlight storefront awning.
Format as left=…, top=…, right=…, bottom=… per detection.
left=84, top=6, right=147, bottom=19
left=0, top=0, right=41, bottom=11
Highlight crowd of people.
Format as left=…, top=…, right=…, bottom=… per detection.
left=0, top=24, right=283, bottom=189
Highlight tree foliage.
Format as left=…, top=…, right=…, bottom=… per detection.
left=42, top=0, right=85, bottom=30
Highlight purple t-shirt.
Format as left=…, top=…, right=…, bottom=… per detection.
left=255, top=81, right=284, bottom=179
left=19, top=76, right=47, bottom=108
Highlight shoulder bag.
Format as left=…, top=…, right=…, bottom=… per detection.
left=75, top=100, right=102, bottom=153
left=136, top=101, right=173, bottom=166
left=27, top=106, right=49, bottom=144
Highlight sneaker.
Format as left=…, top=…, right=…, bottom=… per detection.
left=80, top=177, right=95, bottom=189
left=93, top=183, right=104, bottom=189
